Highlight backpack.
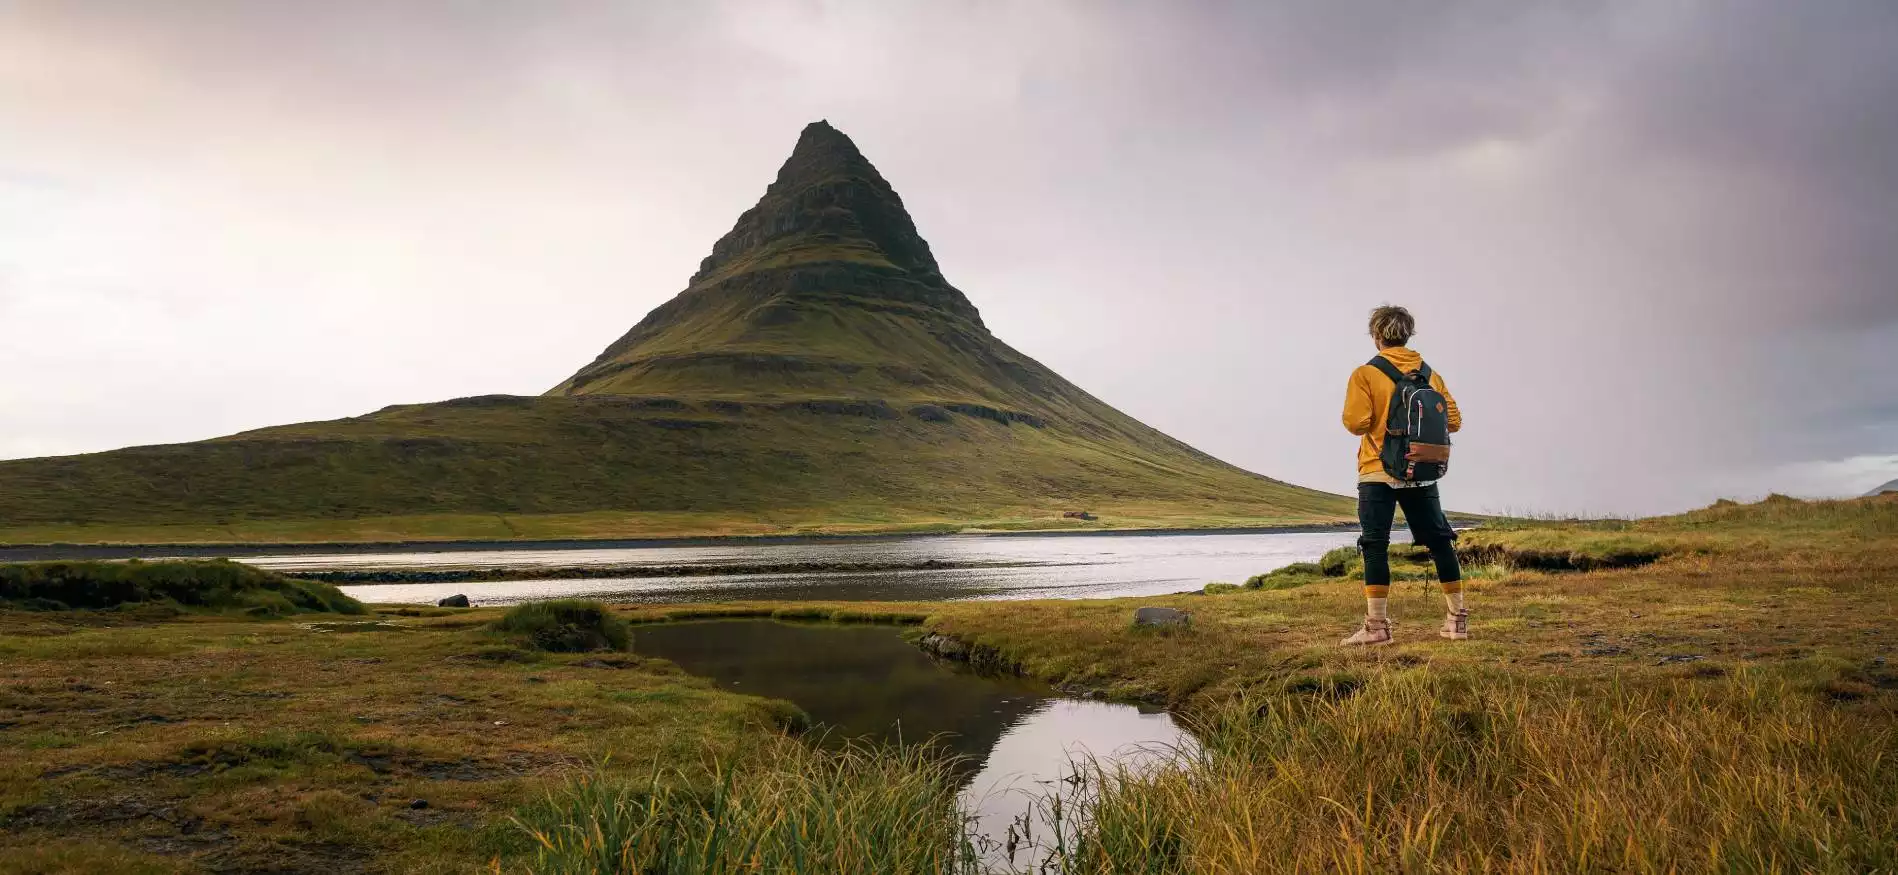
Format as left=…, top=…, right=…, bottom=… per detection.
left=1367, top=356, right=1451, bottom=482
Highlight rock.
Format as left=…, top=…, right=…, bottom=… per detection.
left=408, top=799, right=429, bottom=810
left=1133, top=607, right=1190, bottom=627
left=917, top=633, right=969, bottom=659
left=437, top=594, right=471, bottom=608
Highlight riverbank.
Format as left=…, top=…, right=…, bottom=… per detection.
left=282, top=559, right=1031, bottom=586
left=0, top=501, right=1374, bottom=554
left=3, top=495, right=1892, bottom=872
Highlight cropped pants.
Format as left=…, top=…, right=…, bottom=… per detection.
left=1357, top=482, right=1461, bottom=590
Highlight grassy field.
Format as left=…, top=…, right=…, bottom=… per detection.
left=0, top=503, right=1354, bottom=549
left=2, top=495, right=1892, bottom=873
left=0, top=601, right=915, bottom=873
left=0, top=397, right=1351, bottom=547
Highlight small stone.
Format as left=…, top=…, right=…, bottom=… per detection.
left=409, top=799, right=429, bottom=810
left=438, top=594, right=471, bottom=608
left=1133, top=607, right=1190, bottom=627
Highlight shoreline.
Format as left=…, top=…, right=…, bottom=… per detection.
left=287, top=559, right=1041, bottom=585
left=0, top=521, right=1366, bottom=562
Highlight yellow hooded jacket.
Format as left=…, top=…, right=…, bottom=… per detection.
left=1342, top=346, right=1462, bottom=481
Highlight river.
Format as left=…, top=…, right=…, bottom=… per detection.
left=236, top=529, right=1366, bottom=605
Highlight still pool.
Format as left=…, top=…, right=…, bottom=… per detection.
left=631, top=619, right=1194, bottom=869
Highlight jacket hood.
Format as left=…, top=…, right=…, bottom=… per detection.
left=1377, top=346, right=1424, bottom=371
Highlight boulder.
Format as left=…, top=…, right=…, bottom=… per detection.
left=437, top=594, right=471, bottom=608
left=1133, top=606, right=1190, bottom=627
left=917, top=633, right=970, bottom=659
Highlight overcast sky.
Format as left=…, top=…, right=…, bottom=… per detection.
left=3, top=1, right=1895, bottom=516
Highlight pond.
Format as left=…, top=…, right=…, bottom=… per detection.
left=631, top=619, right=1194, bottom=869
left=289, top=529, right=1364, bottom=605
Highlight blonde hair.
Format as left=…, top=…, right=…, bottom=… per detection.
left=1368, top=305, right=1415, bottom=347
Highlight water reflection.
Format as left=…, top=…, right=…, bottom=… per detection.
left=630, top=620, right=1194, bottom=868
left=632, top=619, right=1052, bottom=761
left=306, top=530, right=1364, bottom=605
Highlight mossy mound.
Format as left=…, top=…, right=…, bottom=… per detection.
left=0, top=559, right=365, bottom=615
left=492, top=600, right=631, bottom=653
left=1245, top=544, right=1463, bottom=590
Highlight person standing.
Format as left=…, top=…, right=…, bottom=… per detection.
left=1340, top=305, right=1467, bottom=646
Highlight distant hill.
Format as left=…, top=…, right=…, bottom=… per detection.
left=1867, top=479, right=1898, bottom=497
left=0, top=121, right=1350, bottom=545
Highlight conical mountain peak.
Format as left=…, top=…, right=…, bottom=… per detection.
left=688, top=121, right=951, bottom=291
left=553, top=122, right=991, bottom=396
left=777, top=120, right=871, bottom=182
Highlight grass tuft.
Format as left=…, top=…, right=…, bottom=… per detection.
left=1317, top=545, right=1357, bottom=576
left=492, top=600, right=631, bottom=653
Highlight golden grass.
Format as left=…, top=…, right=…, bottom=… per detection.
left=4, top=495, right=1893, bottom=872
left=1030, top=670, right=1896, bottom=873
left=0, top=609, right=800, bottom=873
left=913, top=496, right=1898, bottom=873
left=510, top=738, right=979, bottom=875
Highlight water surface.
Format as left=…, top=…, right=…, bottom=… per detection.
left=290, top=530, right=1363, bottom=605
left=631, top=620, right=1192, bottom=870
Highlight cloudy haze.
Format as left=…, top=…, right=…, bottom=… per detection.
left=3, top=0, right=1894, bottom=516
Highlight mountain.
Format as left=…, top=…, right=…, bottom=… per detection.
left=0, top=122, right=1349, bottom=545
left=1868, top=479, right=1898, bottom=497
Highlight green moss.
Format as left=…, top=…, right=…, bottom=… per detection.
left=0, top=559, right=363, bottom=615
left=492, top=600, right=631, bottom=653
left=1317, top=546, right=1358, bottom=577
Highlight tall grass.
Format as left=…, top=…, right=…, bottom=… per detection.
left=493, top=600, right=631, bottom=652
left=1021, top=669, right=1898, bottom=874
left=511, top=739, right=982, bottom=875
left=508, top=668, right=1895, bottom=874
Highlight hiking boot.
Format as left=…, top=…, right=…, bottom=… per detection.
left=1440, top=609, right=1469, bottom=641
left=1341, top=618, right=1392, bottom=647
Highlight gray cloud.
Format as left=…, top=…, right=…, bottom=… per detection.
left=2, top=0, right=1894, bottom=514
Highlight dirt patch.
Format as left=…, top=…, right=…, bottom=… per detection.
left=451, top=646, right=540, bottom=664
left=1460, top=543, right=1668, bottom=572
left=574, top=656, right=642, bottom=669
left=342, top=751, right=524, bottom=782
left=202, top=839, right=372, bottom=875
left=1280, top=673, right=1366, bottom=701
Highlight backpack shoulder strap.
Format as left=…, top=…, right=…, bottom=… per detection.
left=1366, top=356, right=1407, bottom=385
left=1416, top=362, right=1433, bottom=382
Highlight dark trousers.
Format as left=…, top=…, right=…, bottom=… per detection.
left=1357, top=482, right=1461, bottom=587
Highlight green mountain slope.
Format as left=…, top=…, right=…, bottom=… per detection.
left=0, top=122, right=1349, bottom=545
